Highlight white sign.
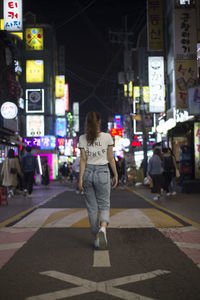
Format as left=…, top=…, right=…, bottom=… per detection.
left=73, top=102, right=79, bottom=132
left=1, top=102, right=18, bottom=119
left=3, top=0, right=22, bottom=31
left=26, top=115, right=44, bottom=137
left=55, top=98, right=66, bottom=116
left=148, top=56, right=165, bottom=113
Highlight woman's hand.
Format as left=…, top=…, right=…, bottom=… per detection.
left=112, top=175, right=118, bottom=189
left=78, top=178, right=84, bottom=191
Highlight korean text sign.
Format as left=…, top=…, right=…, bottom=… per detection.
left=4, top=0, right=22, bottom=31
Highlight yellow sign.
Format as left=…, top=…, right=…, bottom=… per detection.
left=175, top=59, right=197, bottom=109
left=133, top=86, right=149, bottom=102
left=124, top=82, right=133, bottom=97
left=0, top=19, right=4, bottom=30
left=26, top=28, right=43, bottom=50
left=148, top=0, right=164, bottom=50
left=26, top=60, right=44, bottom=83
left=55, top=76, right=65, bottom=97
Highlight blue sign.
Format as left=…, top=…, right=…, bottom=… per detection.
left=40, top=136, right=56, bottom=149
left=115, top=115, right=122, bottom=129
left=55, top=118, right=67, bottom=137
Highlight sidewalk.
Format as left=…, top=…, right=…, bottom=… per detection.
left=0, top=181, right=71, bottom=225
left=128, top=184, right=200, bottom=225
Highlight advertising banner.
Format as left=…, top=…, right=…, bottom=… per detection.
left=194, top=123, right=200, bottom=179
left=26, top=28, right=43, bottom=50
left=55, top=118, right=66, bottom=137
left=175, top=59, right=197, bottom=109
left=4, top=0, right=22, bottom=31
left=26, top=60, right=44, bottom=83
left=188, top=86, right=200, bottom=115
left=147, top=0, right=164, bottom=51
left=174, top=9, right=197, bottom=60
left=148, top=56, right=165, bottom=113
left=26, top=89, right=44, bottom=113
left=26, top=115, right=44, bottom=137
left=55, top=76, right=65, bottom=98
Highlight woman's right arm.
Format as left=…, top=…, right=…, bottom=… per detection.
left=107, top=146, right=118, bottom=188
left=78, top=149, right=87, bottom=191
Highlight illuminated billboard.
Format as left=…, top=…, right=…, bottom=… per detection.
left=26, top=28, right=43, bottom=50
left=4, top=0, right=22, bottom=31
left=26, top=89, right=44, bottom=113
left=55, top=98, right=66, bottom=116
left=26, top=60, right=44, bottom=83
left=55, top=76, right=65, bottom=97
left=26, top=115, right=44, bottom=137
left=133, top=86, right=149, bottom=102
left=61, top=83, right=69, bottom=111
left=55, top=118, right=66, bottom=137
left=148, top=56, right=165, bottom=113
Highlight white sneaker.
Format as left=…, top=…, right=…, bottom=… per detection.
left=99, top=227, right=107, bottom=250
left=153, top=196, right=158, bottom=201
left=172, top=191, right=176, bottom=195
left=166, top=193, right=171, bottom=196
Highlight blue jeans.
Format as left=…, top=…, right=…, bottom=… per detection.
left=83, top=164, right=111, bottom=235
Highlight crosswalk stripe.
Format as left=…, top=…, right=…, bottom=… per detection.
left=141, top=208, right=183, bottom=228
left=175, top=242, right=200, bottom=250
left=42, top=209, right=82, bottom=227
left=93, top=250, right=111, bottom=267
left=0, top=242, right=25, bottom=251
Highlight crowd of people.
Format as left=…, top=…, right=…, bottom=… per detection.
left=147, top=147, right=179, bottom=201
left=0, top=146, right=51, bottom=199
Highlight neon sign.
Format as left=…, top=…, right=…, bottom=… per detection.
left=110, top=128, right=123, bottom=137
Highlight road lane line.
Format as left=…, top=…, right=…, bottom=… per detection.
left=125, top=186, right=200, bottom=230
left=175, top=242, right=200, bottom=250
left=0, top=242, right=25, bottom=250
left=93, top=250, right=111, bottom=267
left=141, top=208, right=182, bottom=228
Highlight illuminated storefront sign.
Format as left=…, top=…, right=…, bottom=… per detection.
left=26, top=28, right=43, bottom=50
left=147, top=0, right=163, bottom=51
left=194, top=123, right=200, bottom=179
left=55, top=98, right=66, bottom=116
left=73, top=102, right=79, bottom=132
left=61, top=83, right=69, bottom=111
left=124, top=81, right=133, bottom=97
left=148, top=56, right=165, bottom=113
left=55, top=76, right=65, bottom=97
left=26, top=89, right=44, bottom=113
left=40, top=136, right=56, bottom=150
left=1, top=101, right=18, bottom=119
left=4, top=0, right=22, bottom=31
left=24, top=137, right=40, bottom=147
left=26, top=60, right=44, bottom=83
left=188, top=86, right=200, bottom=115
left=26, top=115, right=44, bottom=137
left=114, top=115, right=122, bottom=129
left=57, top=138, right=65, bottom=147
left=110, top=128, right=123, bottom=137
left=55, top=118, right=66, bottom=137
left=133, top=86, right=149, bottom=102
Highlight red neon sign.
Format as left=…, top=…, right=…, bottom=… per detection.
left=131, top=141, right=142, bottom=147
left=110, top=128, right=123, bottom=136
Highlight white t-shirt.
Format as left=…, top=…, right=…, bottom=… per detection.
left=79, top=132, right=114, bottom=165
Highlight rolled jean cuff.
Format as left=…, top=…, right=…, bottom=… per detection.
left=99, top=209, right=110, bottom=225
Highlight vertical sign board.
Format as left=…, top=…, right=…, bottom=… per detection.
left=73, top=102, right=79, bottom=132
left=148, top=56, right=165, bottom=113
left=188, top=86, right=200, bottom=115
left=147, top=0, right=164, bottom=51
left=26, top=28, right=43, bottom=50
left=26, top=115, right=44, bottom=137
left=62, top=83, right=69, bottom=111
left=4, top=0, right=22, bottom=31
left=55, top=76, right=65, bottom=98
left=55, top=118, right=67, bottom=137
left=174, top=8, right=197, bottom=109
left=194, top=123, right=200, bottom=179
left=26, top=89, right=44, bottom=113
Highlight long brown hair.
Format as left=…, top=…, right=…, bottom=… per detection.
left=85, top=111, right=101, bottom=144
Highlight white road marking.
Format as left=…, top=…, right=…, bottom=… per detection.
left=45, top=209, right=88, bottom=228
left=93, top=250, right=111, bottom=267
left=159, top=226, right=197, bottom=233
left=0, top=242, right=25, bottom=251
left=26, top=269, right=170, bottom=300
left=0, top=227, right=37, bottom=233
left=110, top=209, right=154, bottom=228
left=175, top=242, right=200, bottom=250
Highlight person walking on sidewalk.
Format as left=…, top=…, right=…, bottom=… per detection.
left=41, top=159, right=51, bottom=188
left=162, top=147, right=176, bottom=196
left=147, top=148, right=163, bottom=201
left=21, top=146, right=38, bottom=198
left=78, top=111, right=118, bottom=250
left=1, top=149, right=23, bottom=198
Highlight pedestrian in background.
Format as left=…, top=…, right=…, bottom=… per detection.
left=1, top=149, right=23, bottom=198
left=168, top=147, right=178, bottom=195
left=42, top=159, right=51, bottom=187
left=147, top=148, right=163, bottom=201
left=78, top=111, right=118, bottom=250
left=162, top=147, right=176, bottom=196
left=21, top=146, right=38, bottom=198
left=72, top=156, right=81, bottom=194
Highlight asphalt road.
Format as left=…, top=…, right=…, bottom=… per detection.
left=0, top=186, right=200, bottom=300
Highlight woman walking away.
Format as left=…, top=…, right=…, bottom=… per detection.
left=78, top=111, right=118, bottom=250
left=1, top=149, right=23, bottom=198
left=42, top=159, right=51, bottom=187
left=147, top=148, right=163, bottom=201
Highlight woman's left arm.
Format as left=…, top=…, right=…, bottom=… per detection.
left=78, top=149, right=87, bottom=191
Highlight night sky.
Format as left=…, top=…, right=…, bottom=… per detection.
left=23, top=0, right=147, bottom=132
